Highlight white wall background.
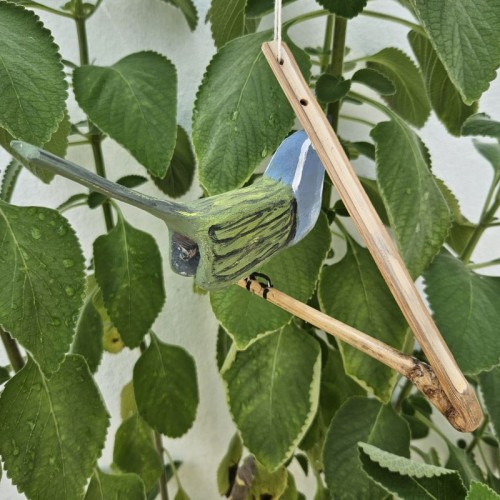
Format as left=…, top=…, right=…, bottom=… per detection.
left=0, top=0, right=499, bottom=498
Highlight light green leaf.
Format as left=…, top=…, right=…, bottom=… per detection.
left=210, top=0, right=246, bottom=49
left=113, top=414, right=163, bottom=492
left=359, top=442, right=467, bottom=499
left=412, top=0, right=500, bottom=104
left=133, top=334, right=198, bottom=438
left=210, top=212, right=330, bottom=348
left=473, top=140, right=500, bottom=175
left=250, top=461, right=288, bottom=497
left=408, top=30, right=477, bottom=136
left=466, top=481, right=500, bottom=500
left=318, top=241, right=408, bottom=401
left=151, top=126, right=195, bottom=199
left=0, top=1, right=67, bottom=145
left=217, top=433, right=243, bottom=496
left=84, top=469, right=146, bottom=500
left=0, top=201, right=85, bottom=373
left=424, top=251, right=500, bottom=374
left=462, top=113, right=500, bottom=138
left=74, top=52, right=177, bottom=178
left=372, top=118, right=451, bottom=278
left=315, top=0, right=367, bottom=18
left=479, top=365, right=500, bottom=439
left=160, top=0, right=198, bottom=30
left=93, top=216, right=165, bottom=348
left=282, top=471, right=298, bottom=500
left=446, top=445, right=484, bottom=487
left=193, top=31, right=311, bottom=195
left=315, top=74, right=351, bottom=103
left=120, top=380, right=138, bottom=420
left=0, top=355, right=109, bottom=499
left=365, top=48, right=430, bottom=127
left=223, top=323, right=321, bottom=470
left=352, top=68, right=396, bottom=96
left=323, top=397, right=410, bottom=499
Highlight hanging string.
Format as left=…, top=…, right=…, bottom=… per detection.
left=273, top=0, right=283, bottom=62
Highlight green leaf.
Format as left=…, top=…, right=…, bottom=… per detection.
left=217, top=433, right=243, bottom=496
left=0, top=1, right=67, bottom=145
left=120, top=380, right=138, bottom=420
left=401, top=395, right=432, bottom=440
left=93, top=217, right=165, bottom=348
left=365, top=48, right=430, bottom=127
left=412, top=0, right=500, bottom=104
left=462, top=113, right=500, bottom=138
left=216, top=326, right=233, bottom=371
left=222, top=323, right=321, bottom=470
left=315, top=0, right=367, bottom=18
left=160, top=0, right=198, bottom=30
left=210, top=212, right=330, bottom=348
left=0, top=366, right=10, bottom=385
left=245, top=0, right=297, bottom=18
left=358, top=442, right=467, bottom=499
left=315, top=74, right=351, bottom=103
left=0, top=355, right=109, bottom=499
left=352, top=68, right=396, bottom=96
left=424, top=251, right=500, bottom=374
left=408, top=30, right=477, bottom=136
left=467, top=481, right=500, bottom=500
left=479, top=365, right=500, bottom=439
left=318, top=241, right=408, bottom=401
left=323, top=397, right=410, bottom=499
left=249, top=461, right=288, bottom=497
left=210, top=0, right=246, bottom=49
left=193, top=31, right=311, bottom=195
left=113, top=414, right=163, bottom=492
left=84, top=469, right=146, bottom=500
left=0, top=160, right=22, bottom=202
left=474, top=140, right=500, bottom=175
left=133, top=334, right=198, bottom=438
left=372, top=118, right=451, bottom=278
left=71, top=278, right=104, bottom=373
left=73, top=52, right=177, bottom=178
left=0, top=201, right=85, bottom=373
left=446, top=445, right=484, bottom=487
left=359, top=177, right=389, bottom=225
left=151, top=126, right=195, bottom=198
left=43, top=110, right=71, bottom=158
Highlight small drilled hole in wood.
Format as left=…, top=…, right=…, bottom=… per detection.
left=300, top=98, right=308, bottom=106
left=279, top=58, right=284, bottom=65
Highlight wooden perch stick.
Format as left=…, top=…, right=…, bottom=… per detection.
left=239, top=279, right=466, bottom=432
left=261, top=40, right=483, bottom=432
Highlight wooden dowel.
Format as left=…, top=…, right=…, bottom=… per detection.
left=262, top=40, right=482, bottom=432
left=239, top=279, right=468, bottom=432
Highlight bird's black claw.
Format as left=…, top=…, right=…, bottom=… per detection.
left=245, top=272, right=273, bottom=299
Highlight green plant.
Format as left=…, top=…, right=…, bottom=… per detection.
left=0, top=0, right=499, bottom=498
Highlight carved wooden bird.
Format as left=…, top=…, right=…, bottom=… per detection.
left=11, top=131, right=324, bottom=290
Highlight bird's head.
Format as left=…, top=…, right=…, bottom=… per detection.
left=264, top=130, right=324, bottom=243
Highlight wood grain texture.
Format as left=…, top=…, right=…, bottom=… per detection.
left=261, top=40, right=482, bottom=432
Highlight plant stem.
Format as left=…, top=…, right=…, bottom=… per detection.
left=0, top=328, right=24, bottom=372
left=24, top=1, right=74, bottom=18
left=361, top=9, right=424, bottom=34
left=327, top=16, right=347, bottom=131
left=154, top=432, right=169, bottom=500
left=164, top=446, right=183, bottom=493
left=283, top=9, right=329, bottom=31
left=468, top=258, right=500, bottom=270
left=414, top=410, right=453, bottom=446
left=320, top=15, right=335, bottom=74
left=74, top=1, right=114, bottom=231
left=340, top=114, right=377, bottom=128
left=394, top=377, right=414, bottom=412
left=466, top=416, right=489, bottom=453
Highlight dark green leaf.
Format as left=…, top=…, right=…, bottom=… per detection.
left=210, top=0, right=246, bottom=48
left=315, top=0, right=367, bottom=18
left=359, top=442, right=467, bottom=499
left=216, top=325, right=232, bottom=371
left=352, top=68, right=396, bottom=95
left=372, top=118, right=451, bottom=278
left=316, top=74, right=351, bottom=103
left=0, top=355, right=109, bottom=499
left=94, top=217, right=165, bottom=348
left=151, top=126, right=195, bottom=198
left=0, top=201, right=85, bottom=373
left=0, top=366, right=9, bottom=385
left=160, top=0, right=198, bottom=30
left=113, top=414, right=163, bottom=492
left=467, top=481, right=500, bottom=499
left=210, top=212, right=330, bottom=348
left=323, top=397, right=410, bottom=499
left=193, top=31, right=311, bottom=194
left=412, top=0, right=500, bottom=104
left=424, top=251, right=500, bottom=374
left=217, top=433, right=243, bottom=496
left=0, top=160, right=22, bottom=202
left=479, top=365, right=500, bottom=439
left=350, top=141, right=375, bottom=160
left=318, top=241, right=408, bottom=401
left=223, top=323, right=321, bottom=470
left=408, top=30, right=477, bottom=136
left=359, top=177, right=389, bottom=225
left=446, top=445, right=484, bottom=487
left=401, top=395, right=432, bottom=440
left=366, top=48, right=430, bottom=127
left=74, top=52, right=177, bottom=177
left=0, top=1, right=67, bottom=144
left=57, top=193, right=89, bottom=212
left=245, top=0, right=297, bottom=18
left=462, top=113, right=500, bottom=138
left=84, top=469, right=146, bottom=500
left=133, top=334, right=198, bottom=437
